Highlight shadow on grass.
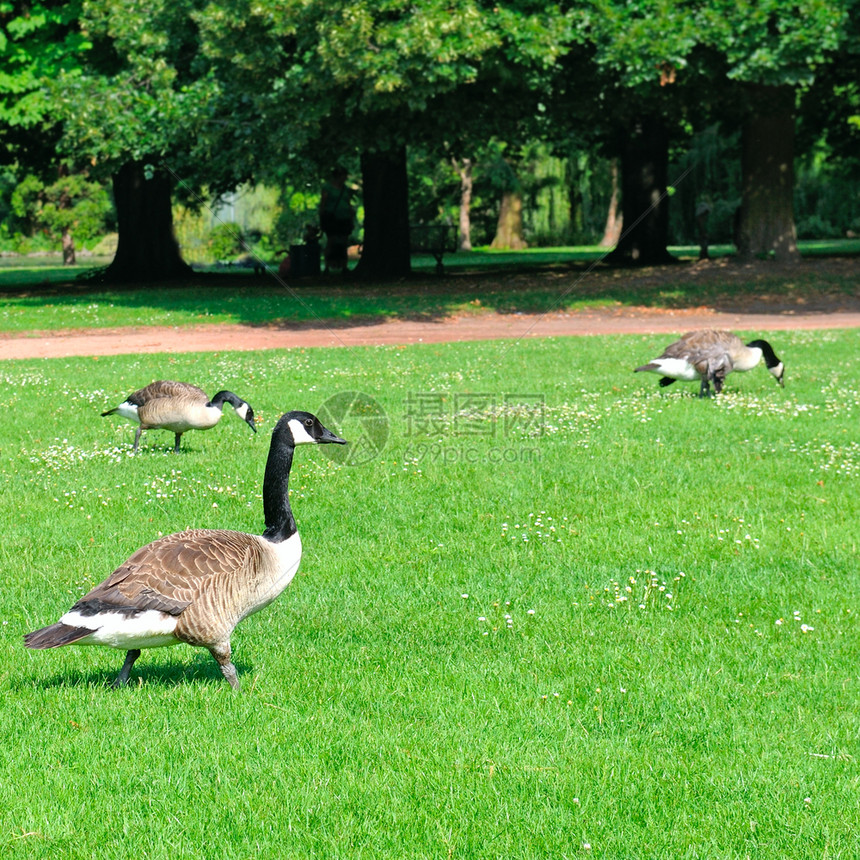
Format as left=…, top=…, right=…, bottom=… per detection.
left=101, top=436, right=238, bottom=456
left=18, top=653, right=255, bottom=691
left=1, top=246, right=859, bottom=331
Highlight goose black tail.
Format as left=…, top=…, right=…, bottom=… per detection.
left=24, top=623, right=96, bottom=649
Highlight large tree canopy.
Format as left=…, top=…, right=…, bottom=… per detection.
left=583, top=0, right=856, bottom=262
left=46, top=0, right=219, bottom=279
left=699, top=0, right=852, bottom=261
left=190, top=0, right=576, bottom=277
left=5, top=0, right=860, bottom=278
left=0, top=1, right=89, bottom=167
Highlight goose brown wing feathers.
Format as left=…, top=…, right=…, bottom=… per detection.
left=660, top=330, right=740, bottom=359
left=131, top=380, right=209, bottom=405
left=680, top=330, right=743, bottom=350
left=72, top=530, right=266, bottom=617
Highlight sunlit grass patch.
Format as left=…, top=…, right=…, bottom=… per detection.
left=0, top=329, right=857, bottom=858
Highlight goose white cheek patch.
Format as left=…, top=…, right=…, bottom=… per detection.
left=287, top=418, right=319, bottom=445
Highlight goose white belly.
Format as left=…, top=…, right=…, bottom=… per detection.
left=143, top=403, right=222, bottom=432
left=645, top=357, right=701, bottom=381
left=60, top=608, right=180, bottom=650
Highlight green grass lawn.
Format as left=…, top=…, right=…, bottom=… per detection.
left=0, top=329, right=857, bottom=858
left=1, top=241, right=859, bottom=335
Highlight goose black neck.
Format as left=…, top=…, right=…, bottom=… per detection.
left=746, top=340, right=780, bottom=368
left=209, top=390, right=240, bottom=411
left=262, top=426, right=297, bottom=542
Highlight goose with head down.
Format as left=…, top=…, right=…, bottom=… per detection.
left=25, top=411, right=347, bottom=690
left=635, top=330, right=785, bottom=396
left=101, top=380, right=257, bottom=453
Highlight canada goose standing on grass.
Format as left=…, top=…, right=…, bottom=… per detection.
left=25, top=411, right=347, bottom=690
left=101, top=380, right=257, bottom=453
left=634, top=330, right=785, bottom=396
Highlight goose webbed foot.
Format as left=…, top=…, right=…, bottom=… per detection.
left=113, top=649, right=141, bottom=687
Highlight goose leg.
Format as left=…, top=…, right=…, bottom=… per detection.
left=698, top=378, right=710, bottom=398
left=173, top=433, right=182, bottom=454
left=132, top=427, right=143, bottom=453
left=209, top=642, right=241, bottom=691
left=113, top=649, right=141, bottom=687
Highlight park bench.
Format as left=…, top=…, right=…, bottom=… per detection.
left=410, top=224, right=458, bottom=274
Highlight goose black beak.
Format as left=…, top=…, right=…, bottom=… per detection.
left=245, top=413, right=258, bottom=433
left=320, top=428, right=348, bottom=445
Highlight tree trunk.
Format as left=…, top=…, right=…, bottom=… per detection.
left=62, top=230, right=75, bottom=265
left=736, top=84, right=799, bottom=263
left=608, top=116, right=674, bottom=265
left=56, top=165, right=76, bottom=265
left=105, top=161, right=191, bottom=282
left=599, top=157, right=622, bottom=248
left=454, top=157, right=473, bottom=252
left=490, top=189, right=527, bottom=250
left=354, top=146, right=411, bottom=280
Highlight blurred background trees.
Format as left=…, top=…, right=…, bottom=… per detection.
left=1, top=0, right=859, bottom=279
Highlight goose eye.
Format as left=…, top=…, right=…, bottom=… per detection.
left=304, top=418, right=314, bottom=427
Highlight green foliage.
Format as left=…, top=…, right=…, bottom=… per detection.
left=10, top=172, right=112, bottom=246
left=584, top=0, right=698, bottom=88
left=667, top=122, right=860, bottom=245
left=271, top=185, right=323, bottom=250
left=206, top=222, right=245, bottom=261
left=47, top=0, right=215, bottom=181
left=668, top=124, right=742, bottom=244
left=696, top=0, right=849, bottom=86
left=0, top=329, right=858, bottom=856
left=4, top=0, right=860, bottom=261
left=585, top=0, right=852, bottom=88
left=185, top=0, right=576, bottom=192
left=171, top=185, right=286, bottom=263
left=406, top=141, right=616, bottom=248
left=0, top=1, right=90, bottom=129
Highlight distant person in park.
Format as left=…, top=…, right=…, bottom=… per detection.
left=319, top=166, right=355, bottom=273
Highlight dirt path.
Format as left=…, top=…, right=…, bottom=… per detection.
left=1, top=304, right=859, bottom=360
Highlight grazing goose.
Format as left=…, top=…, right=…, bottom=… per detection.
left=25, top=411, right=347, bottom=690
left=634, top=330, right=785, bottom=396
left=101, top=380, right=257, bottom=453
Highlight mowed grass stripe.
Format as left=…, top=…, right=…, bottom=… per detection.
left=0, top=329, right=857, bottom=858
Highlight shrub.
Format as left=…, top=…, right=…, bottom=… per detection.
left=207, top=222, right=246, bottom=261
